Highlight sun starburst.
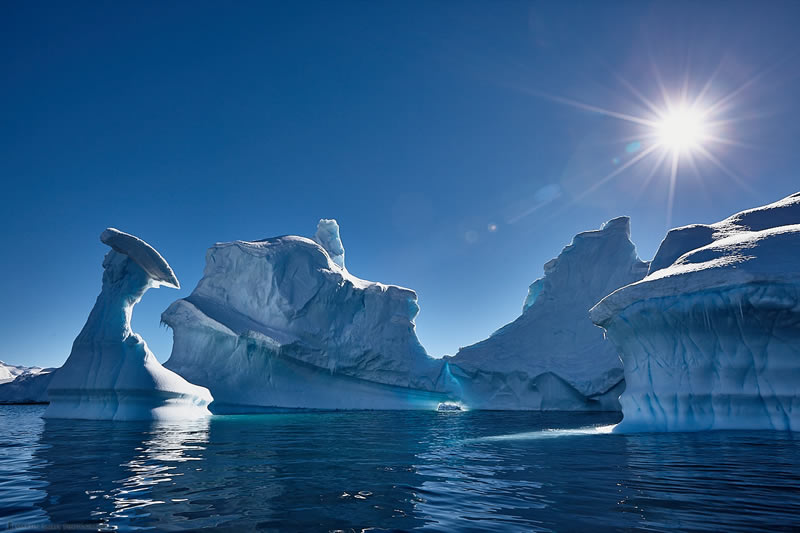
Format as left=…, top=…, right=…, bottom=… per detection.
left=529, top=65, right=759, bottom=227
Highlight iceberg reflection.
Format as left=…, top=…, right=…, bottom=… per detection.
left=35, top=417, right=213, bottom=530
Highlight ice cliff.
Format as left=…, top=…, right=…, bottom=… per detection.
left=448, top=217, right=649, bottom=410
left=592, top=192, right=800, bottom=432
left=162, top=221, right=458, bottom=412
left=44, top=229, right=212, bottom=421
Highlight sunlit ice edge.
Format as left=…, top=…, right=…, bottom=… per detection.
left=475, top=423, right=617, bottom=441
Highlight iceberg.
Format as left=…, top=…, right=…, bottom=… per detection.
left=448, top=217, right=649, bottom=410
left=44, top=229, right=212, bottom=421
left=592, top=192, right=800, bottom=432
left=162, top=220, right=458, bottom=412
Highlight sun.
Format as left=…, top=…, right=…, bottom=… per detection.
left=529, top=66, right=758, bottom=228
left=654, top=106, right=708, bottom=154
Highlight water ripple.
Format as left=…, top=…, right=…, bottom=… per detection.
left=0, top=407, right=798, bottom=531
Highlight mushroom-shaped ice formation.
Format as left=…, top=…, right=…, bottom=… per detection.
left=100, top=228, right=180, bottom=288
left=44, top=229, right=212, bottom=421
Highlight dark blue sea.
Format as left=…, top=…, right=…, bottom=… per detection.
left=1, top=405, right=798, bottom=532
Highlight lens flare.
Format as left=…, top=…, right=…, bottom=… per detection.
left=525, top=62, right=760, bottom=227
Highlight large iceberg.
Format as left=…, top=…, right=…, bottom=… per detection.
left=448, top=217, right=649, bottom=410
left=44, top=229, right=212, bottom=421
left=591, top=192, right=800, bottom=432
left=162, top=220, right=459, bottom=412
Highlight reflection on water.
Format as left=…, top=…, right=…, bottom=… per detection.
left=1, top=407, right=798, bottom=532
left=28, top=417, right=213, bottom=531
left=0, top=405, right=48, bottom=526
left=477, top=424, right=615, bottom=441
left=109, top=419, right=211, bottom=528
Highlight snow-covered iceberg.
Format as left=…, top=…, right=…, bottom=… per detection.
left=162, top=220, right=459, bottom=412
left=44, top=229, right=212, bottom=421
left=592, top=192, right=800, bottom=432
left=448, top=217, right=649, bottom=410
left=0, top=362, right=55, bottom=403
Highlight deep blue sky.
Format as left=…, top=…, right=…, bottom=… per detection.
left=3, top=1, right=799, bottom=368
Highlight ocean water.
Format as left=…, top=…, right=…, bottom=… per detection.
left=1, top=405, right=798, bottom=532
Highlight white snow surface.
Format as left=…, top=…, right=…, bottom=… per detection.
left=0, top=368, right=55, bottom=403
left=0, top=362, right=55, bottom=403
left=449, top=217, right=649, bottom=410
left=163, top=220, right=459, bottom=411
left=44, top=229, right=212, bottom=421
left=0, top=361, right=48, bottom=385
left=592, top=192, right=800, bottom=432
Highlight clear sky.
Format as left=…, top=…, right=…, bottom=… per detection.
left=2, top=1, right=799, bottom=368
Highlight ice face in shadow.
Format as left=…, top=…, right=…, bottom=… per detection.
left=162, top=220, right=458, bottom=412
left=448, top=217, right=650, bottom=410
left=44, top=229, right=212, bottom=421
left=592, top=192, right=800, bottom=432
